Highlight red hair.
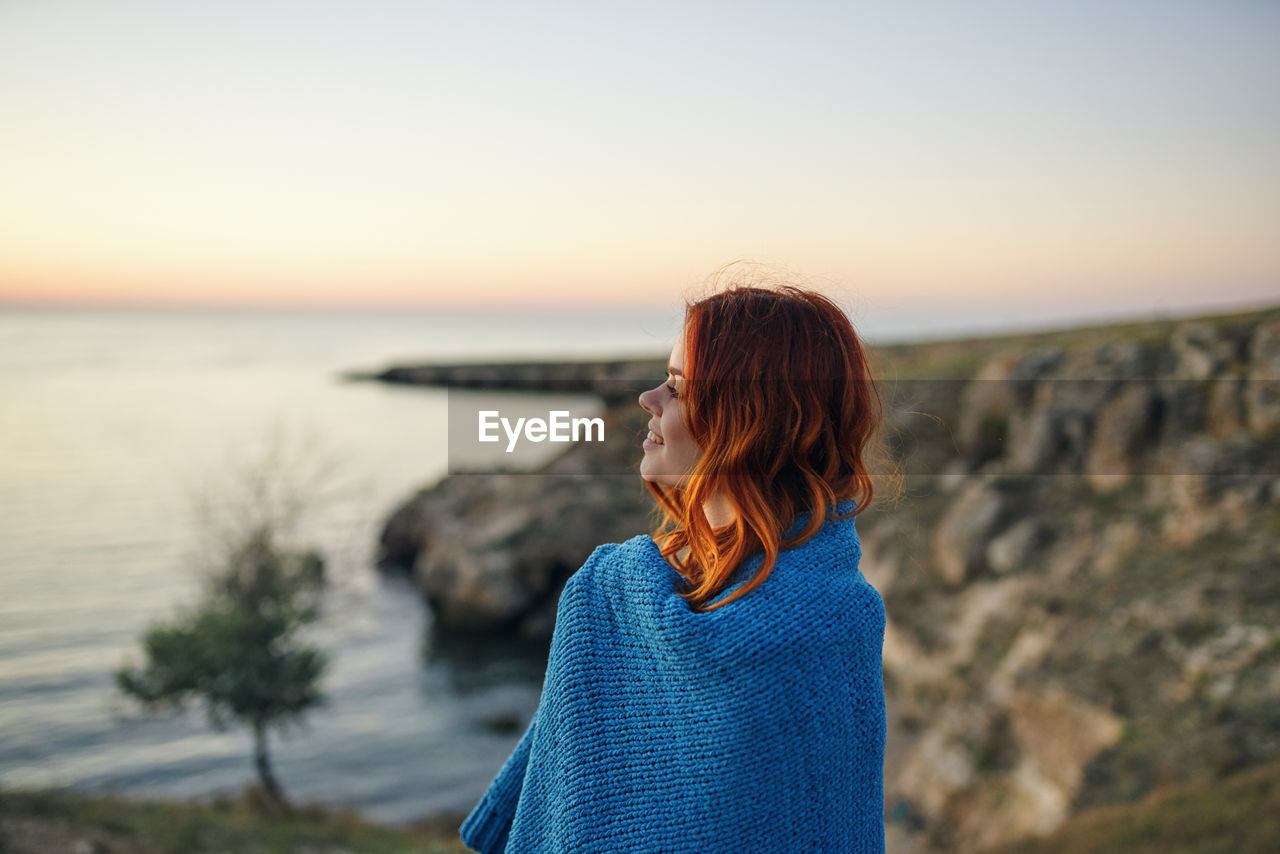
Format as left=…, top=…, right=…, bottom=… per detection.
left=647, top=283, right=887, bottom=612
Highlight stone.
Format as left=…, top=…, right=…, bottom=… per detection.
left=1085, top=382, right=1158, bottom=489
left=1171, top=321, right=1233, bottom=380
left=1006, top=688, right=1124, bottom=804
left=987, top=518, right=1042, bottom=575
left=1206, top=375, right=1247, bottom=437
left=1246, top=318, right=1280, bottom=439
left=934, top=481, right=1008, bottom=584
left=957, top=351, right=1019, bottom=466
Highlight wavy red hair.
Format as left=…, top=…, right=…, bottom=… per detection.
left=647, top=284, right=886, bottom=612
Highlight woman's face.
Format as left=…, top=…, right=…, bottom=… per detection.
left=638, top=331, right=702, bottom=488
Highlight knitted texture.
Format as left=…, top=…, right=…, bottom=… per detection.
left=460, top=500, right=886, bottom=853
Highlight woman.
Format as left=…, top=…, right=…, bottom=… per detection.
left=461, top=284, right=889, bottom=853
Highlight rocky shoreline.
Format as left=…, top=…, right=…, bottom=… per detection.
left=368, top=358, right=661, bottom=638
left=355, top=302, right=1280, bottom=852
left=343, top=357, right=664, bottom=405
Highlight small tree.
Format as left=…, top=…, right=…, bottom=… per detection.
left=116, top=424, right=350, bottom=807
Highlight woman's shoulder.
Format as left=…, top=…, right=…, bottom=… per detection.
left=560, top=534, right=668, bottom=593
left=579, top=534, right=662, bottom=572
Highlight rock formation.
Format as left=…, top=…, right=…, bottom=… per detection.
left=365, top=304, right=1280, bottom=851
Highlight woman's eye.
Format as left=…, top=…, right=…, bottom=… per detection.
left=665, top=383, right=679, bottom=399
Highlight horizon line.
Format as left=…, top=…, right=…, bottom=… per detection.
left=3, top=295, right=1277, bottom=352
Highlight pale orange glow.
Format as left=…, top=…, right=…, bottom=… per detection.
left=3, top=232, right=1277, bottom=310
left=1, top=1, right=1276, bottom=314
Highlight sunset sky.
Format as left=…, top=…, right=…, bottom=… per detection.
left=1, top=0, right=1277, bottom=322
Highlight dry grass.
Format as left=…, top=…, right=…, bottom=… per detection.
left=986, top=759, right=1280, bottom=854
left=0, top=787, right=471, bottom=854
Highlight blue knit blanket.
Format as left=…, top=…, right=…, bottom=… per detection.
left=460, top=501, right=886, bottom=853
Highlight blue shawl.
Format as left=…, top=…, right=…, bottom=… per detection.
left=460, top=501, right=886, bottom=853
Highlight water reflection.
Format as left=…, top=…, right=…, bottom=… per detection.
left=423, top=623, right=550, bottom=696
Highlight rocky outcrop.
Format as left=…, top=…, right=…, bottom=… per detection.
left=1246, top=318, right=1280, bottom=437
left=379, top=469, right=653, bottom=638
left=861, top=309, right=1280, bottom=850
left=367, top=303, right=1280, bottom=851
left=376, top=391, right=657, bottom=638
left=345, top=357, right=664, bottom=406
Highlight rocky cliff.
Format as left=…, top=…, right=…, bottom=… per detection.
left=370, top=303, right=1280, bottom=851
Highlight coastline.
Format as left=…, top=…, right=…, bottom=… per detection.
left=357, top=300, right=1280, bottom=853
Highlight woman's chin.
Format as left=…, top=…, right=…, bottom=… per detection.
left=638, top=462, right=667, bottom=486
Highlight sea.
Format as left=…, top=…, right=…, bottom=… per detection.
left=0, top=296, right=1234, bottom=824
left=0, top=303, right=688, bottom=823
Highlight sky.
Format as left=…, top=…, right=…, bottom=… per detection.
left=1, top=0, right=1277, bottom=326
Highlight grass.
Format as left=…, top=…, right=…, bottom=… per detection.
left=873, top=302, right=1280, bottom=381
left=16, top=766, right=1275, bottom=854
left=0, top=787, right=472, bottom=854
left=987, top=759, right=1280, bottom=854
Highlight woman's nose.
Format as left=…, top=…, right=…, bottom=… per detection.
left=638, top=385, right=659, bottom=415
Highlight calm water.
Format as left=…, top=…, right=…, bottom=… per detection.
left=0, top=304, right=682, bottom=822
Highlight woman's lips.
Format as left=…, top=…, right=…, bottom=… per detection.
left=643, top=429, right=664, bottom=449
